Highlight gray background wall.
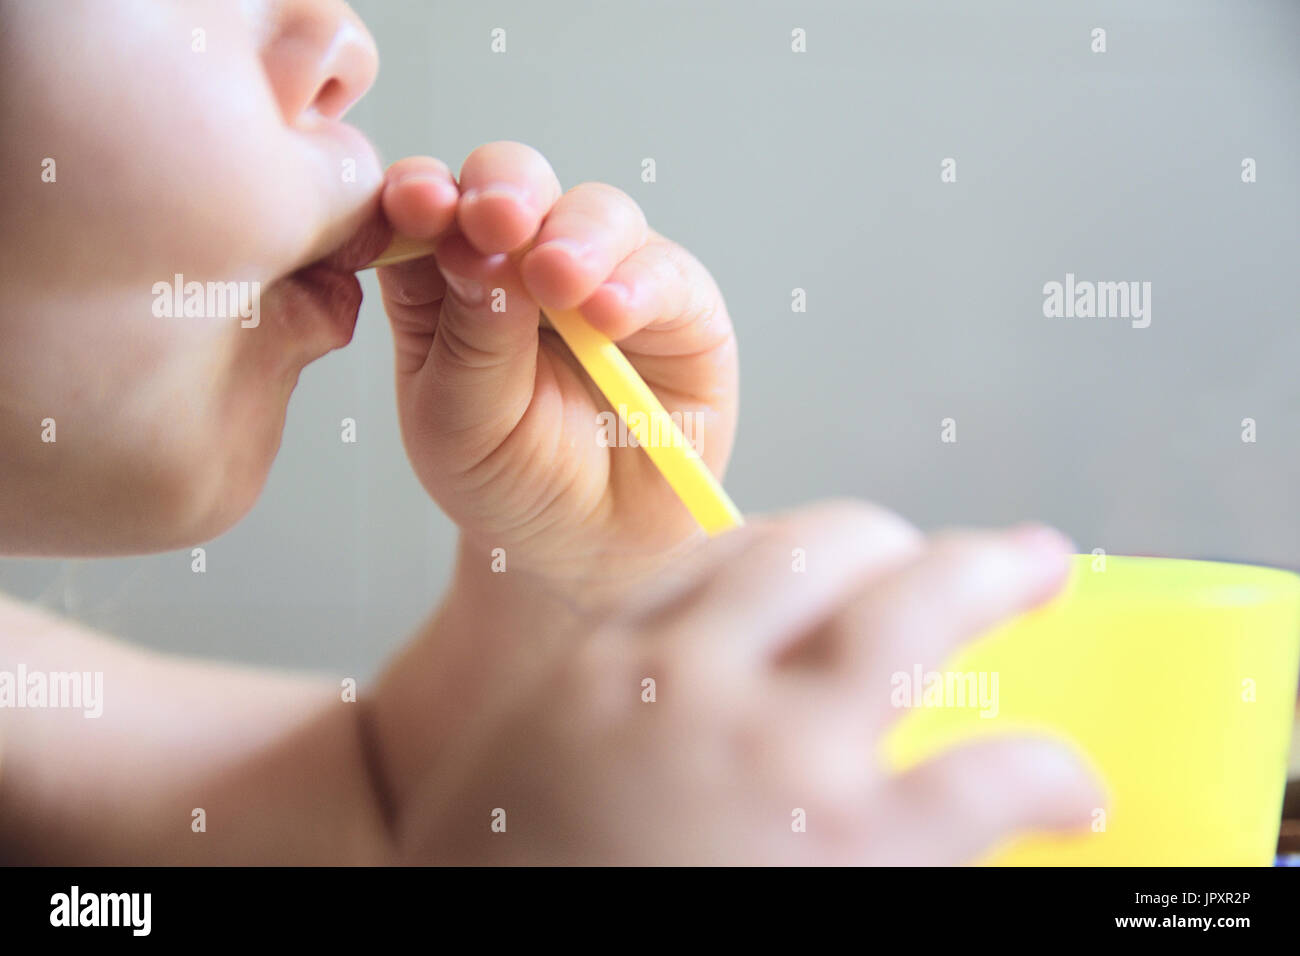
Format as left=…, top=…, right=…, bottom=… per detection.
left=2, top=0, right=1297, bottom=678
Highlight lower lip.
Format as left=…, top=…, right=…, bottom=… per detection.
left=284, top=263, right=365, bottom=348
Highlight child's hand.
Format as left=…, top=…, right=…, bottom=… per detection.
left=2, top=501, right=1094, bottom=866
left=389, top=503, right=1100, bottom=865
left=376, top=142, right=737, bottom=599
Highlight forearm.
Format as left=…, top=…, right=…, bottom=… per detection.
left=0, top=596, right=390, bottom=864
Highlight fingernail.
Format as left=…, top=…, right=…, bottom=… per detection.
left=1008, top=523, right=1075, bottom=556
left=394, top=170, right=448, bottom=187
left=1033, top=744, right=1088, bottom=783
left=598, top=280, right=632, bottom=309
left=461, top=184, right=531, bottom=209
left=533, top=237, right=592, bottom=265
left=1027, top=743, right=1107, bottom=809
left=443, top=272, right=485, bottom=306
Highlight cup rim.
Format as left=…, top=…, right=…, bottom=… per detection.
left=1064, top=554, right=1300, bottom=608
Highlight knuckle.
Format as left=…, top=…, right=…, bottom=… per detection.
left=572, top=182, right=647, bottom=226
left=631, top=648, right=694, bottom=709
left=571, top=180, right=631, bottom=204
left=657, top=241, right=701, bottom=290
left=647, top=635, right=720, bottom=690
left=670, top=520, right=763, bottom=578
left=568, top=633, right=621, bottom=693
left=657, top=243, right=717, bottom=319
left=551, top=644, right=630, bottom=737
left=772, top=499, right=924, bottom=555
left=431, top=319, right=504, bottom=372
left=382, top=276, right=437, bottom=308
left=844, top=502, right=924, bottom=554
left=926, top=531, right=1019, bottom=587
left=762, top=726, right=869, bottom=844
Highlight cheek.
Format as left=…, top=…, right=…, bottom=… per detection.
left=173, top=98, right=323, bottom=277
left=148, top=111, right=321, bottom=285
left=31, top=12, right=319, bottom=285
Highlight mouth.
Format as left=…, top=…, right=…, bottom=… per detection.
left=272, top=203, right=394, bottom=352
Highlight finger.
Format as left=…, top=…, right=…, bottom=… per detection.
left=646, top=500, right=924, bottom=666
left=376, top=158, right=460, bottom=375
left=409, top=234, right=545, bottom=460
left=577, top=232, right=730, bottom=351
left=377, top=253, right=446, bottom=375
left=457, top=141, right=563, bottom=254
left=865, top=737, right=1104, bottom=865
left=519, top=182, right=649, bottom=310
left=575, top=232, right=737, bottom=410
left=381, top=156, right=460, bottom=239
left=829, top=525, right=1074, bottom=720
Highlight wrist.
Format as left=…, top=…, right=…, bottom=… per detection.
left=366, top=535, right=600, bottom=831
left=366, top=528, right=710, bottom=834
left=447, top=534, right=591, bottom=643
left=453, top=526, right=712, bottom=622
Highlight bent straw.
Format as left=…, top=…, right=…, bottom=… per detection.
left=361, top=236, right=744, bottom=536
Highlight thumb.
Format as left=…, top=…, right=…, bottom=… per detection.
left=375, top=156, right=458, bottom=375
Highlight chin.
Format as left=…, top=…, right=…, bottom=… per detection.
left=174, top=479, right=266, bottom=549
left=117, top=477, right=260, bottom=556
left=128, top=423, right=284, bottom=554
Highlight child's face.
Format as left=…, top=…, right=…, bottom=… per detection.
left=0, top=0, right=390, bottom=554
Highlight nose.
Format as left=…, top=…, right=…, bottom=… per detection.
left=260, top=0, right=379, bottom=123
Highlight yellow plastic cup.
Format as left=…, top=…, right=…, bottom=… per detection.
left=882, top=555, right=1300, bottom=865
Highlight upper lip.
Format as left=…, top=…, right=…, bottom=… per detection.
left=299, top=204, right=394, bottom=277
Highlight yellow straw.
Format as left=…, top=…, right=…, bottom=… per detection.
left=362, top=236, right=743, bottom=536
